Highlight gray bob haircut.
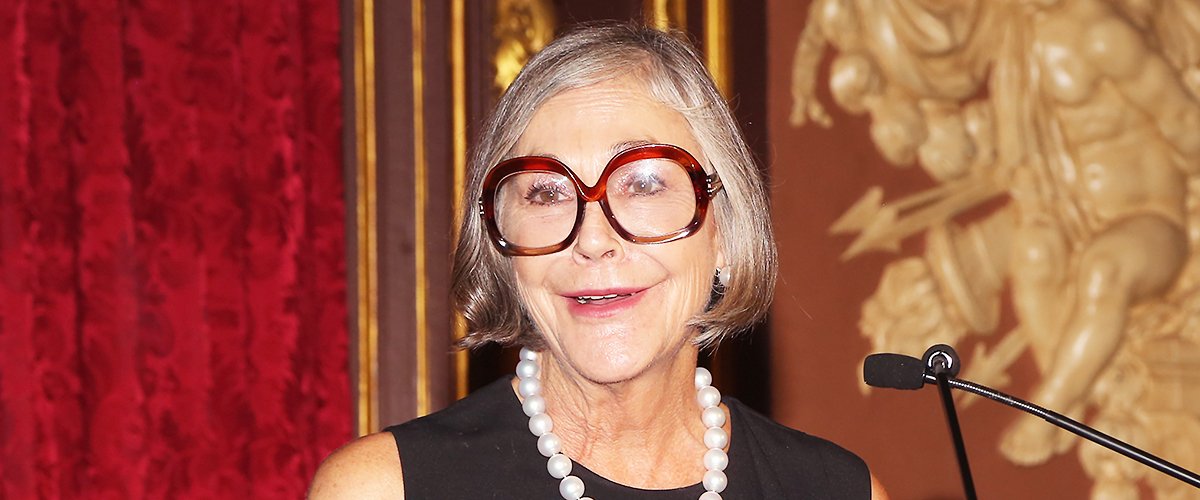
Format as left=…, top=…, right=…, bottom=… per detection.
left=453, top=21, right=777, bottom=350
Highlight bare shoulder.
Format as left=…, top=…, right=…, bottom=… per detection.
left=870, top=472, right=890, bottom=500
left=308, top=432, right=405, bottom=500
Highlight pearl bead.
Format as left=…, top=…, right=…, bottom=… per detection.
left=519, top=377, right=541, bottom=398
left=695, top=367, right=713, bottom=389
left=697, top=386, right=721, bottom=409
left=520, top=347, right=538, bottom=360
left=559, top=475, right=585, bottom=499
left=703, top=470, right=728, bottom=493
left=516, top=359, right=540, bottom=379
left=701, top=406, right=726, bottom=428
left=700, top=491, right=723, bottom=500
left=703, top=427, right=728, bottom=450
left=522, top=394, right=546, bottom=417
left=547, top=453, right=572, bottom=479
left=529, top=413, right=553, bottom=436
left=537, top=432, right=562, bottom=457
left=703, top=448, right=729, bottom=471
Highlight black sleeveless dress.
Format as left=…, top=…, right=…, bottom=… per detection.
left=386, top=377, right=870, bottom=499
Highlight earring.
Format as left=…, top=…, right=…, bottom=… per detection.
left=716, top=266, right=731, bottom=287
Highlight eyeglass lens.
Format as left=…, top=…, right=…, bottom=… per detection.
left=493, top=157, right=698, bottom=249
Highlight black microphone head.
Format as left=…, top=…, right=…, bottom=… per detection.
left=863, top=353, right=927, bottom=390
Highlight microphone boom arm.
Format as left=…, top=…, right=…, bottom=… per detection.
left=927, top=373, right=1200, bottom=488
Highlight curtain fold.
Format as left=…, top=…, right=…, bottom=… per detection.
left=0, top=0, right=351, bottom=497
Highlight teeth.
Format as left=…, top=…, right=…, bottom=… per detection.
left=573, top=293, right=625, bottom=304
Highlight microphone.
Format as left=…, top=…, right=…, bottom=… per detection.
left=865, top=346, right=977, bottom=499
left=864, top=345, right=1200, bottom=491
left=862, top=353, right=925, bottom=390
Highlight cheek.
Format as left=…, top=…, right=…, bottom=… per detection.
left=510, top=257, right=548, bottom=288
left=688, top=227, right=721, bottom=277
left=510, top=259, right=551, bottom=315
left=684, top=262, right=716, bottom=307
left=665, top=240, right=719, bottom=305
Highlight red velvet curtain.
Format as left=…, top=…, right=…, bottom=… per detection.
left=0, top=0, right=351, bottom=497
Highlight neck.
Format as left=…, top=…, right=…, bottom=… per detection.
left=533, top=346, right=713, bottom=489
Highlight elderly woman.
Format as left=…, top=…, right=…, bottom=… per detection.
left=311, top=23, right=886, bottom=499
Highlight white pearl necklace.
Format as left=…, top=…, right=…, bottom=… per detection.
left=516, top=348, right=730, bottom=500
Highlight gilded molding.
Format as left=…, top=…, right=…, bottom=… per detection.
left=352, top=0, right=380, bottom=436
left=704, top=0, right=730, bottom=98
left=644, top=0, right=687, bottom=32
left=412, top=0, right=431, bottom=417
left=492, top=0, right=556, bottom=93
left=451, top=0, right=470, bottom=400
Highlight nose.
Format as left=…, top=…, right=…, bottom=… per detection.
left=572, top=202, right=624, bottom=262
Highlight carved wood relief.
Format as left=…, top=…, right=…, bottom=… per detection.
left=791, top=0, right=1200, bottom=497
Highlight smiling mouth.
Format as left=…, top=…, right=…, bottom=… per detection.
left=572, top=292, right=634, bottom=305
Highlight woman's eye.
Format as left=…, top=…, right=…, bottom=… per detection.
left=525, top=183, right=571, bottom=205
left=624, top=175, right=666, bottom=196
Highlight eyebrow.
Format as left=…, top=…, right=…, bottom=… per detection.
left=514, top=138, right=660, bottom=163
left=609, top=139, right=657, bottom=155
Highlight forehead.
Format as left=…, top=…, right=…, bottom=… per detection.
left=511, top=77, right=702, bottom=165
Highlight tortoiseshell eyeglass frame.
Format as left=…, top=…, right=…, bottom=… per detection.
left=478, top=143, right=724, bottom=257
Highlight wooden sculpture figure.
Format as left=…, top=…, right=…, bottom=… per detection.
left=792, top=0, right=1200, bottom=497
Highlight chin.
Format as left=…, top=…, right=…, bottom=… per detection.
left=578, top=362, right=645, bottom=385
left=580, top=339, right=677, bottom=385
left=544, top=313, right=695, bottom=384
left=552, top=336, right=641, bottom=381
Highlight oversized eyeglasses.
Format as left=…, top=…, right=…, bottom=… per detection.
left=479, top=144, right=723, bottom=256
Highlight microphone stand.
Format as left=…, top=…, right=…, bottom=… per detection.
left=925, top=346, right=978, bottom=500
left=932, top=369, right=977, bottom=499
